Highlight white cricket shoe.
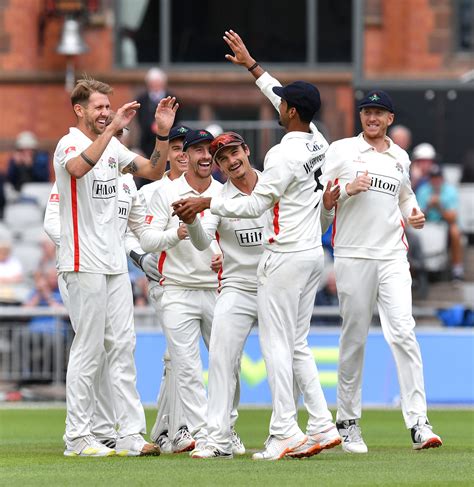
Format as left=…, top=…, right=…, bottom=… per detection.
left=96, top=436, right=117, bottom=449
left=252, top=433, right=307, bottom=461
left=231, top=428, right=246, bottom=455
left=337, top=420, right=368, bottom=454
left=191, top=445, right=233, bottom=459
left=287, top=425, right=341, bottom=458
left=172, top=426, right=195, bottom=453
left=116, top=434, right=160, bottom=457
left=411, top=417, right=443, bottom=450
left=155, top=432, right=173, bottom=454
left=64, top=435, right=116, bottom=457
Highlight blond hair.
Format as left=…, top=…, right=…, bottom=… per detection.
left=71, top=76, right=113, bottom=107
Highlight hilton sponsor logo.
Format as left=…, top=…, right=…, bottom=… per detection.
left=92, top=179, right=117, bottom=199
left=118, top=200, right=130, bottom=220
left=235, top=227, right=263, bottom=247
left=357, top=171, right=399, bottom=196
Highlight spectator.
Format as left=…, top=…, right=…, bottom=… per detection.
left=389, top=124, right=412, bottom=151
left=39, top=237, right=57, bottom=269
left=0, top=238, right=24, bottom=304
left=133, top=68, right=175, bottom=189
left=136, top=68, right=174, bottom=158
left=410, top=143, right=436, bottom=192
left=315, top=269, right=339, bottom=307
left=24, top=266, right=64, bottom=334
left=132, top=275, right=149, bottom=307
left=7, top=131, right=50, bottom=192
left=0, top=238, right=23, bottom=285
left=315, top=269, right=340, bottom=326
left=24, top=266, right=62, bottom=309
left=416, top=164, right=464, bottom=281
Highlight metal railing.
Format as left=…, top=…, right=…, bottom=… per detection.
left=0, top=305, right=438, bottom=385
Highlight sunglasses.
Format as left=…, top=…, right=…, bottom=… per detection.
left=209, top=132, right=245, bottom=156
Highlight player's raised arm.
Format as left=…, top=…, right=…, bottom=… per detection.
left=223, top=30, right=264, bottom=79
left=123, top=96, right=179, bottom=181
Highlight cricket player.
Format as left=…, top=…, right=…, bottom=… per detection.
left=322, top=90, right=442, bottom=452
left=172, top=31, right=340, bottom=461
left=126, top=125, right=197, bottom=454
left=44, top=172, right=143, bottom=449
left=176, top=131, right=266, bottom=459
left=140, top=129, right=223, bottom=449
left=54, top=77, right=176, bottom=457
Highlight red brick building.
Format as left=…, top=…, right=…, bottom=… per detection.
left=0, top=0, right=472, bottom=172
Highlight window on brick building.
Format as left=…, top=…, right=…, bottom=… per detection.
left=457, top=0, right=474, bottom=52
left=116, top=0, right=161, bottom=66
left=115, top=0, right=352, bottom=67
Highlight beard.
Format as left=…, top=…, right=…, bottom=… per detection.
left=85, top=116, right=103, bottom=136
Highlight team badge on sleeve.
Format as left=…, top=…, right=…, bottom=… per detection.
left=145, top=215, right=154, bottom=224
left=65, top=146, right=76, bottom=155
left=108, top=157, right=117, bottom=169
left=49, top=193, right=60, bottom=202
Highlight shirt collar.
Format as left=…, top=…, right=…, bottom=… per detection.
left=281, top=130, right=314, bottom=143
left=175, top=173, right=214, bottom=196
left=356, top=132, right=398, bottom=158
left=70, top=127, right=93, bottom=143
left=224, top=169, right=261, bottom=198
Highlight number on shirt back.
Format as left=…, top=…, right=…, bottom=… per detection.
left=313, top=168, right=323, bottom=208
left=314, top=167, right=324, bottom=192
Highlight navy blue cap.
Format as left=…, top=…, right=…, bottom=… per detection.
left=359, top=90, right=394, bottom=113
left=169, top=125, right=190, bottom=141
left=272, top=81, right=321, bottom=114
left=183, top=129, right=214, bottom=151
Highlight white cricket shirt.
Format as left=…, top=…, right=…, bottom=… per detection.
left=210, top=72, right=328, bottom=253
left=323, top=133, right=419, bottom=259
left=44, top=174, right=143, bottom=254
left=140, top=173, right=223, bottom=289
left=187, top=172, right=267, bottom=293
left=53, top=127, right=138, bottom=273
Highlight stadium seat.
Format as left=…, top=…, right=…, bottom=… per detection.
left=20, top=182, right=54, bottom=208
left=417, top=222, right=449, bottom=273
left=18, top=225, right=49, bottom=245
left=12, top=242, right=43, bottom=277
left=458, top=183, right=474, bottom=235
left=4, top=202, right=44, bottom=236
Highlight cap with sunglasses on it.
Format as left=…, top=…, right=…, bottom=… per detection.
left=209, top=132, right=246, bottom=161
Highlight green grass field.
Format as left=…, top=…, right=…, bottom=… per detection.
left=0, top=407, right=473, bottom=486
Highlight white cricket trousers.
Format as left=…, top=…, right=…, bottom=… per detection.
left=207, top=289, right=257, bottom=453
left=58, top=275, right=116, bottom=439
left=335, top=257, right=427, bottom=428
left=160, top=287, right=216, bottom=443
left=148, top=283, right=186, bottom=439
left=257, top=247, right=334, bottom=439
left=63, top=272, right=146, bottom=439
